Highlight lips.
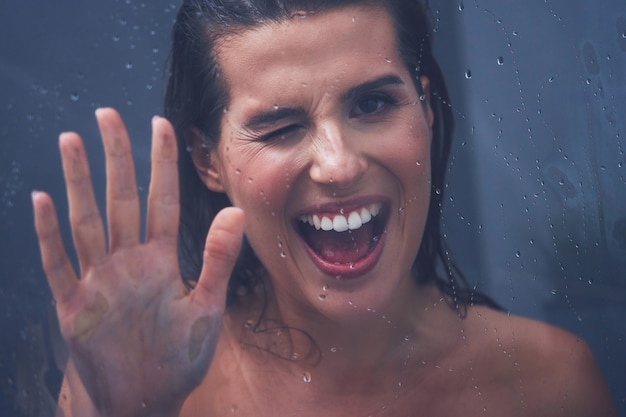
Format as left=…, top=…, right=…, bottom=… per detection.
left=294, top=200, right=388, bottom=279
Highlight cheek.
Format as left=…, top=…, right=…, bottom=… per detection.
left=224, top=151, right=296, bottom=216
left=386, top=122, right=432, bottom=183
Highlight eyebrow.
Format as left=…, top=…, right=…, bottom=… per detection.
left=243, top=74, right=405, bottom=131
left=340, top=74, right=405, bottom=103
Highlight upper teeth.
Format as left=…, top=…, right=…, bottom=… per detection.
left=298, top=203, right=382, bottom=233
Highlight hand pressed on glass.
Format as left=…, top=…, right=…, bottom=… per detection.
left=32, top=109, right=244, bottom=417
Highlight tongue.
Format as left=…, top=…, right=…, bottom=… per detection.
left=304, top=221, right=375, bottom=264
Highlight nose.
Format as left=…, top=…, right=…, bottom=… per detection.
left=308, top=123, right=368, bottom=188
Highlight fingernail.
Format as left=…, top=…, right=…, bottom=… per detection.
left=58, top=132, right=71, bottom=144
left=152, top=115, right=161, bottom=123
left=31, top=190, right=41, bottom=201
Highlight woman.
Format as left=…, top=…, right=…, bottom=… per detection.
left=32, top=0, right=616, bottom=416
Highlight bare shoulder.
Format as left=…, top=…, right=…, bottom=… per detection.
left=463, top=306, right=616, bottom=416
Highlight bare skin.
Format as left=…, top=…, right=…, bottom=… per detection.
left=34, top=6, right=616, bottom=417
left=33, top=109, right=245, bottom=417
left=179, top=291, right=615, bottom=417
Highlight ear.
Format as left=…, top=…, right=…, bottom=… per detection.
left=183, top=127, right=225, bottom=193
left=419, top=76, right=434, bottom=129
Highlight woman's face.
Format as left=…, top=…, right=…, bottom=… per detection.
left=202, top=6, right=434, bottom=320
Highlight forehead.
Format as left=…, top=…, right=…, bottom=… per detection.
left=215, top=6, right=404, bottom=105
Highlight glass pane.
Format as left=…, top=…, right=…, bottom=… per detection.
left=0, top=0, right=623, bottom=415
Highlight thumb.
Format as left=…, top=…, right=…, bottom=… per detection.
left=195, top=207, right=245, bottom=309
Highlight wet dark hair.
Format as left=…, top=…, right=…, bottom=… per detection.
left=164, top=0, right=501, bottom=313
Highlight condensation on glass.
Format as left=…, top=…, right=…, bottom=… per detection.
left=0, top=0, right=624, bottom=415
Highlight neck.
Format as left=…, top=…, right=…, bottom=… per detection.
left=227, top=282, right=458, bottom=379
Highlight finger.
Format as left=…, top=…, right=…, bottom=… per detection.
left=59, top=132, right=107, bottom=272
left=145, top=116, right=179, bottom=244
left=32, top=191, right=79, bottom=303
left=194, top=207, right=245, bottom=310
left=96, top=108, right=140, bottom=251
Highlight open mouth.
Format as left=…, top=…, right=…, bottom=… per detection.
left=295, top=202, right=388, bottom=278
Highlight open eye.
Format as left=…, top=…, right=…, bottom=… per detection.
left=351, top=95, right=396, bottom=118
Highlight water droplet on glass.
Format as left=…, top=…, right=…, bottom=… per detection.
left=125, top=62, right=133, bottom=70
left=273, top=104, right=279, bottom=111
left=318, top=294, right=326, bottom=301
left=70, top=92, right=79, bottom=102
left=322, top=285, right=329, bottom=292
left=497, top=56, right=504, bottom=66
left=550, top=289, right=557, bottom=295
left=330, top=347, right=338, bottom=353
left=458, top=2, right=465, bottom=11
left=515, top=251, right=521, bottom=258
left=303, top=372, right=312, bottom=383
left=280, top=252, right=287, bottom=258
left=465, top=69, right=472, bottom=79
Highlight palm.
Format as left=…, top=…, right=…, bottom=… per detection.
left=33, top=109, right=244, bottom=416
